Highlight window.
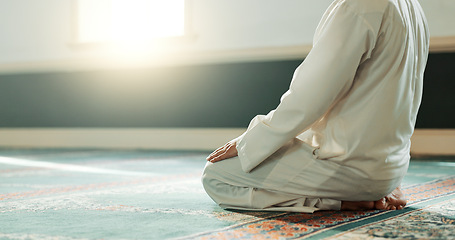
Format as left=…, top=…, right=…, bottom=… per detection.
left=75, top=0, right=185, bottom=44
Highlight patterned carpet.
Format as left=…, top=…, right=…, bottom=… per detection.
left=0, top=148, right=454, bottom=240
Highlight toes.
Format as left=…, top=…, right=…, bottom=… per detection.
left=374, top=198, right=387, bottom=210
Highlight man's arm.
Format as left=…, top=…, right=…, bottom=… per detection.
left=236, top=3, right=378, bottom=172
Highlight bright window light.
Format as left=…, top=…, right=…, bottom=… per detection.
left=76, top=0, right=185, bottom=43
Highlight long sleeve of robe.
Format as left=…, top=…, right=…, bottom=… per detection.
left=236, top=0, right=430, bottom=180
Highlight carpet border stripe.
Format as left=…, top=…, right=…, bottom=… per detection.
left=180, top=176, right=455, bottom=239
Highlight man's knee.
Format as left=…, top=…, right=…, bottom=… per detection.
left=202, top=162, right=251, bottom=208
left=202, top=162, right=216, bottom=185
left=201, top=160, right=233, bottom=188
left=201, top=166, right=226, bottom=206
left=201, top=162, right=220, bottom=197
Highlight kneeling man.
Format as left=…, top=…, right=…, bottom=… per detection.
left=203, top=0, right=429, bottom=212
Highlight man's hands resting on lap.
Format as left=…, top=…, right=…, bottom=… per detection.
left=206, top=141, right=238, bottom=163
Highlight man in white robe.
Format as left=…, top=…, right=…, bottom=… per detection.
left=203, top=0, right=430, bottom=212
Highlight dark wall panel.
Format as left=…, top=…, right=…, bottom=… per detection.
left=0, top=52, right=453, bottom=128
left=0, top=60, right=298, bottom=128
left=415, top=53, right=455, bottom=128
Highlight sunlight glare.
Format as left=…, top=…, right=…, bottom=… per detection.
left=110, top=0, right=185, bottom=42
left=77, top=0, right=184, bottom=43
left=0, top=156, right=154, bottom=176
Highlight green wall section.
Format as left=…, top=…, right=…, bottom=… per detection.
left=417, top=52, right=455, bottom=128
left=0, top=53, right=453, bottom=128
left=0, top=60, right=297, bottom=128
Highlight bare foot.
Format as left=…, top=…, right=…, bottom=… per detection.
left=374, top=187, right=407, bottom=210
left=341, top=187, right=407, bottom=211
left=341, top=201, right=375, bottom=210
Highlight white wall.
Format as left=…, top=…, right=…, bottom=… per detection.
left=0, top=0, right=73, bottom=64
left=0, top=0, right=454, bottom=70
left=419, top=0, right=455, bottom=37
left=189, top=0, right=332, bottom=51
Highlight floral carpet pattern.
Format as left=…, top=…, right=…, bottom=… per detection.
left=0, top=148, right=454, bottom=240
left=330, top=199, right=455, bottom=239
left=186, top=177, right=455, bottom=239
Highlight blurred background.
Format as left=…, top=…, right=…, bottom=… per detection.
left=0, top=0, right=454, bottom=153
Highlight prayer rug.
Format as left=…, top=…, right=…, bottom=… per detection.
left=0, top=148, right=454, bottom=240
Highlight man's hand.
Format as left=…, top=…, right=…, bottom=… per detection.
left=206, top=141, right=238, bottom=163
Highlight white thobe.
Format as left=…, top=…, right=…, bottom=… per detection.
left=203, top=0, right=429, bottom=212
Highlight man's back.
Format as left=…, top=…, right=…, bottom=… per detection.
left=302, top=0, right=430, bottom=180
